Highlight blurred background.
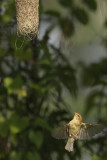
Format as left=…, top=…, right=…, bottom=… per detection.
left=0, top=0, right=107, bottom=159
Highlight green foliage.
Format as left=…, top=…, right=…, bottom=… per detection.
left=10, top=151, right=22, bottom=160
left=81, top=59, right=107, bottom=116
left=4, top=76, right=26, bottom=97
left=59, top=18, right=74, bottom=37
left=9, top=114, right=29, bottom=134
left=45, top=10, right=60, bottom=17
left=83, top=0, right=97, bottom=11
left=29, top=130, right=44, bottom=149
left=34, top=118, right=51, bottom=131
left=0, top=0, right=106, bottom=160
left=27, top=152, right=41, bottom=160
left=0, top=0, right=15, bottom=24
left=92, top=154, right=107, bottom=160
left=59, top=0, right=73, bottom=8
left=0, top=116, right=9, bottom=137
left=0, top=47, right=7, bottom=57
left=72, top=7, right=89, bottom=25
left=82, top=59, right=107, bottom=86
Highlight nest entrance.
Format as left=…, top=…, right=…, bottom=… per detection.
left=15, top=0, right=39, bottom=39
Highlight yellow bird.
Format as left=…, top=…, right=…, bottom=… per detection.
left=52, top=112, right=105, bottom=152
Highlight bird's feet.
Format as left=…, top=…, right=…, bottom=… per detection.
left=69, top=132, right=78, bottom=139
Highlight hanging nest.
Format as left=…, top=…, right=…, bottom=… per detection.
left=15, top=0, right=39, bottom=39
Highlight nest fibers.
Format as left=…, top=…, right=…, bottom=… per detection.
left=15, top=0, right=39, bottom=39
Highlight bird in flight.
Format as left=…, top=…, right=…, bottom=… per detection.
left=52, top=112, right=105, bottom=152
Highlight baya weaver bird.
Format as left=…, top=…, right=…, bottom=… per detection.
left=52, top=112, right=105, bottom=152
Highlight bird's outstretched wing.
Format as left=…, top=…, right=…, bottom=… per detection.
left=78, top=123, right=105, bottom=140
left=51, top=125, right=68, bottom=139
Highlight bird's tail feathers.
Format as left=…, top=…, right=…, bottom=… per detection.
left=65, top=138, right=74, bottom=152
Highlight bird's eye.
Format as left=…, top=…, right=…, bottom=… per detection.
left=77, top=115, right=80, bottom=117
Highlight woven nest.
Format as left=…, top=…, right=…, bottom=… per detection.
left=15, top=0, right=39, bottom=39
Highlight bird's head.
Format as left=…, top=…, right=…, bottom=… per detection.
left=74, top=112, right=82, bottom=122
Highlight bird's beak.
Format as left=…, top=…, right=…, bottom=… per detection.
left=74, top=112, right=76, bottom=115
left=74, top=112, right=76, bottom=117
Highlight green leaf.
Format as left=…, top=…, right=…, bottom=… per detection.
left=9, top=76, right=23, bottom=89
left=3, top=76, right=26, bottom=97
left=27, top=152, right=41, bottom=160
left=30, top=83, right=46, bottom=96
left=84, top=90, right=105, bottom=115
left=29, top=130, right=44, bottom=149
left=45, top=10, right=60, bottom=17
left=0, top=116, right=9, bottom=137
left=83, top=0, right=97, bottom=11
left=9, top=114, right=29, bottom=134
left=15, top=48, right=33, bottom=60
left=4, top=76, right=23, bottom=90
left=1, top=2, right=15, bottom=24
left=73, top=7, right=89, bottom=25
left=34, top=118, right=52, bottom=131
left=0, top=47, right=7, bottom=57
left=105, top=19, right=107, bottom=28
left=10, top=35, right=30, bottom=50
left=59, top=0, right=73, bottom=8
left=92, top=154, right=107, bottom=160
left=59, top=18, right=74, bottom=37
left=82, top=59, right=107, bottom=86
left=10, top=151, right=22, bottom=160
left=4, top=77, right=13, bottom=88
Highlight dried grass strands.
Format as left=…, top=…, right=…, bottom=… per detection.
left=15, top=0, right=39, bottom=39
